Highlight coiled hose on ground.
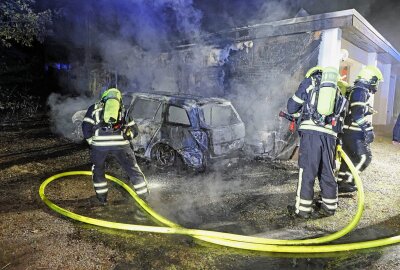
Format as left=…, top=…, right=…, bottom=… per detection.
left=39, top=147, right=400, bottom=253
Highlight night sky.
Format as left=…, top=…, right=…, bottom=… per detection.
left=194, top=0, right=400, bottom=50
left=39, top=0, right=400, bottom=50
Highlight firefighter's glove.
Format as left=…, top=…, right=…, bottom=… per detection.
left=364, top=129, right=375, bottom=144
left=360, top=123, right=374, bottom=144
left=366, top=105, right=378, bottom=116
left=123, top=128, right=133, bottom=140
left=124, top=124, right=139, bottom=140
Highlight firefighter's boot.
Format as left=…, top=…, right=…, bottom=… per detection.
left=287, top=205, right=311, bottom=219
left=338, top=181, right=357, bottom=193
left=96, top=193, right=107, bottom=205
left=311, top=204, right=335, bottom=218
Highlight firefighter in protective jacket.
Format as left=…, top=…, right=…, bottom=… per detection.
left=82, top=88, right=149, bottom=204
left=393, top=113, right=400, bottom=144
left=337, top=66, right=383, bottom=193
left=287, top=66, right=347, bottom=219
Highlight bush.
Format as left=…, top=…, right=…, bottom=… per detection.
left=0, top=87, right=41, bottom=123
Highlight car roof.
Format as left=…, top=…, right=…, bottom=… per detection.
left=124, top=91, right=231, bottom=106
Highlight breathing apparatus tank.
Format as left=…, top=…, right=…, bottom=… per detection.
left=101, top=88, right=122, bottom=125
left=317, top=66, right=340, bottom=116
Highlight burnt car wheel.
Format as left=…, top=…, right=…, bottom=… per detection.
left=151, top=144, right=176, bottom=168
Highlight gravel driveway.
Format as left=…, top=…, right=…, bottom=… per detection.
left=0, top=122, right=399, bottom=269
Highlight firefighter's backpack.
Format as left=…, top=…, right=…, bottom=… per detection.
left=307, top=67, right=347, bottom=128
left=102, top=89, right=122, bottom=124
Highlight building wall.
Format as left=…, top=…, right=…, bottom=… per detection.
left=341, top=39, right=399, bottom=126
left=226, top=32, right=322, bottom=158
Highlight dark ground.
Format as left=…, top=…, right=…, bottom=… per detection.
left=0, top=119, right=399, bottom=270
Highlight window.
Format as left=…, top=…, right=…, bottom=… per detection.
left=122, top=94, right=134, bottom=108
left=167, top=106, right=190, bottom=125
left=202, top=104, right=241, bottom=127
left=130, top=98, right=161, bottom=120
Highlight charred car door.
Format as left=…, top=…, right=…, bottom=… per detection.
left=158, top=104, right=205, bottom=168
left=128, top=97, right=163, bottom=156
left=200, top=102, right=245, bottom=158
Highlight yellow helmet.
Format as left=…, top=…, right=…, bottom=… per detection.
left=357, top=65, right=384, bottom=85
left=101, top=88, right=122, bottom=102
left=305, top=66, right=323, bottom=78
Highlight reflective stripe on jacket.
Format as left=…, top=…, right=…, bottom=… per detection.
left=299, top=120, right=337, bottom=137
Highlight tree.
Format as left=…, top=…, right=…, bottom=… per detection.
left=0, top=0, right=52, bottom=47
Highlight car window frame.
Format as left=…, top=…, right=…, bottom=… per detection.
left=130, top=96, right=162, bottom=122
left=122, top=93, right=135, bottom=108
left=200, top=102, right=241, bottom=128
left=165, top=104, right=191, bottom=127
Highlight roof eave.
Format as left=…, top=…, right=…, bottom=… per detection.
left=346, top=9, right=400, bottom=64
left=196, top=9, right=400, bottom=64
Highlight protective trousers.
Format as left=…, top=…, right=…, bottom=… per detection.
left=338, top=130, right=372, bottom=184
left=295, top=132, right=338, bottom=215
left=90, top=145, right=148, bottom=203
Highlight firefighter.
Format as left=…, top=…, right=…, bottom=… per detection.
left=287, top=66, right=347, bottom=218
left=393, top=113, right=400, bottom=144
left=337, top=66, right=383, bottom=193
left=82, top=88, right=149, bottom=204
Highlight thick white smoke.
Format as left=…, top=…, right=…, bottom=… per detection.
left=47, top=0, right=204, bottom=135
left=47, top=93, right=94, bottom=140
left=45, top=0, right=319, bottom=154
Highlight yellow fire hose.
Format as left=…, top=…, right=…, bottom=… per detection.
left=39, top=147, right=400, bottom=253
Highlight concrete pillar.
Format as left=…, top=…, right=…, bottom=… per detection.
left=367, top=52, right=378, bottom=66
left=393, top=67, right=400, bottom=118
left=388, top=74, right=397, bottom=123
left=318, top=28, right=342, bottom=69
left=374, top=63, right=392, bottom=125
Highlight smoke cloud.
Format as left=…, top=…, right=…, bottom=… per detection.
left=47, top=93, right=94, bottom=140
left=45, top=0, right=399, bottom=148
left=46, top=0, right=205, bottom=136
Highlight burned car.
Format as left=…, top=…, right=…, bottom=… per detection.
left=72, top=92, right=245, bottom=170
left=127, top=92, right=245, bottom=170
